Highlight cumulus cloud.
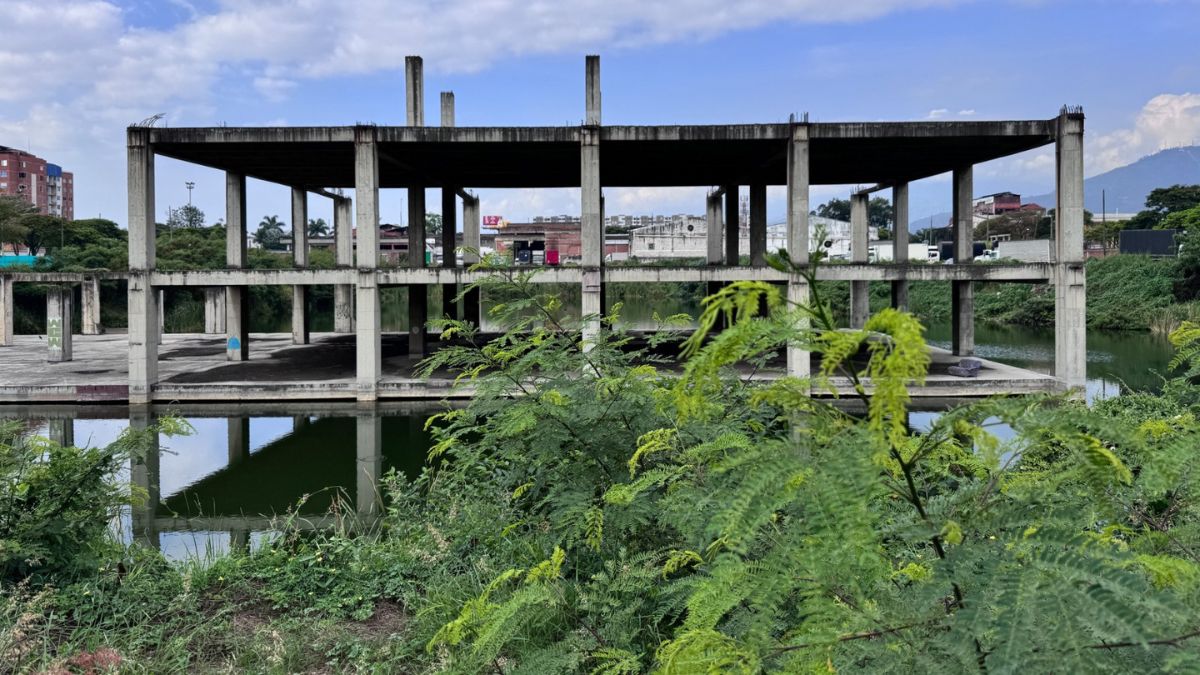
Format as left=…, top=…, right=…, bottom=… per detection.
left=1090, top=93, right=1200, bottom=172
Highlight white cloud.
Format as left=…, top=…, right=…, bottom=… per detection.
left=957, top=109, right=976, bottom=116
left=925, top=108, right=949, bottom=120
left=1090, top=93, right=1200, bottom=173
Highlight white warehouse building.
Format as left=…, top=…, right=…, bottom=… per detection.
left=629, top=216, right=875, bottom=260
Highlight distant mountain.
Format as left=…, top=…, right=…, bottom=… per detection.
left=911, top=145, right=1200, bottom=230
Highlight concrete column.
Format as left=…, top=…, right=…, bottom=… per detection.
left=951, top=166, right=975, bottom=356
left=356, top=413, right=382, bottom=518
left=749, top=183, right=767, bottom=266
left=225, top=172, right=249, bottom=361
left=334, top=196, right=355, bottom=332
left=706, top=192, right=723, bottom=265
left=227, top=417, right=250, bottom=466
left=849, top=193, right=870, bottom=329
left=891, top=183, right=910, bottom=310
left=1055, top=110, right=1087, bottom=389
left=157, top=289, right=165, bottom=343
left=355, top=127, right=381, bottom=401
left=81, top=276, right=102, bottom=335
left=405, top=56, right=425, bottom=126
left=440, top=88, right=459, bottom=322
left=291, top=187, right=309, bottom=345
left=581, top=55, right=602, bottom=348
left=0, top=276, right=13, bottom=346
left=786, top=123, right=811, bottom=380
left=48, top=417, right=74, bottom=447
left=406, top=57, right=428, bottom=357
left=462, top=194, right=482, bottom=327
left=47, top=286, right=73, bottom=362
left=127, top=128, right=157, bottom=403
left=724, top=185, right=739, bottom=266
left=129, top=409, right=160, bottom=549
left=440, top=91, right=454, bottom=127
left=204, top=287, right=226, bottom=334
left=292, top=415, right=310, bottom=432
left=441, top=187, right=458, bottom=321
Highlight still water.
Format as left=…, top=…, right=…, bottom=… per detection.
left=8, top=322, right=1178, bottom=560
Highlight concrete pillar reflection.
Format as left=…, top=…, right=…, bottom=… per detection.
left=47, top=417, right=74, bottom=447
left=356, top=414, right=382, bottom=518
left=227, top=417, right=250, bottom=466
left=129, top=409, right=161, bottom=550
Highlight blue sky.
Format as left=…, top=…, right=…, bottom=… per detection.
left=2, top=0, right=1198, bottom=228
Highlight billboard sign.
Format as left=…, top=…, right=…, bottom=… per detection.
left=483, top=215, right=502, bottom=227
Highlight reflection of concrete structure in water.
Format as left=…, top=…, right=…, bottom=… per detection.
left=122, top=412, right=395, bottom=551
left=0, top=56, right=1088, bottom=400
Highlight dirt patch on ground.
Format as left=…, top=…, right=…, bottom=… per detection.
left=345, top=599, right=408, bottom=641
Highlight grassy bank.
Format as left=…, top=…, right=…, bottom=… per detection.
left=5, top=269, right=1200, bottom=673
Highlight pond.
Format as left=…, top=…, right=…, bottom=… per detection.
left=4, top=323, right=1178, bottom=561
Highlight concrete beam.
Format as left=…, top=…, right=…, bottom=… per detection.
left=291, top=187, right=309, bottom=346
left=47, top=286, right=72, bottom=363
left=749, top=183, right=767, bottom=266
left=225, top=172, right=249, bottom=361
left=0, top=276, right=12, bottom=346
left=951, top=166, right=975, bottom=356
left=1055, top=110, right=1086, bottom=389
left=849, top=193, right=870, bottom=328
left=81, top=277, right=102, bottom=335
left=891, top=183, right=910, bottom=310
left=334, top=195, right=354, bottom=333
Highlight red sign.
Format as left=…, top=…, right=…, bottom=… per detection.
left=483, top=215, right=502, bottom=226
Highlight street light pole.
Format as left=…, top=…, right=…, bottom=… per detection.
left=185, top=181, right=195, bottom=206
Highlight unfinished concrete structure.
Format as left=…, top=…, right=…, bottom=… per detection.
left=0, top=56, right=1086, bottom=403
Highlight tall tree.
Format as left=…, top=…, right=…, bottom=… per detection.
left=167, top=204, right=206, bottom=229
left=1128, top=184, right=1200, bottom=229
left=307, top=217, right=330, bottom=238
left=253, top=215, right=286, bottom=250
left=0, top=196, right=35, bottom=253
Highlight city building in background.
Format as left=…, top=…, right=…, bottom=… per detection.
left=0, top=146, right=74, bottom=219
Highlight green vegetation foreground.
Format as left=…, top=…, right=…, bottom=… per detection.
left=4, top=259, right=1200, bottom=673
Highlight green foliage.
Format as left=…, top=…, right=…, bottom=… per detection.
left=9, top=254, right=1200, bottom=671
left=1087, top=254, right=1180, bottom=329
left=0, top=417, right=188, bottom=584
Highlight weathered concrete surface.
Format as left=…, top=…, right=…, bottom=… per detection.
left=0, top=332, right=1057, bottom=403
left=47, top=287, right=73, bottom=362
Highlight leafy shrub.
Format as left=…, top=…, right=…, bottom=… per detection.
left=0, top=418, right=185, bottom=584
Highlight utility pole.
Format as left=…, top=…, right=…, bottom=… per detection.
left=186, top=181, right=195, bottom=206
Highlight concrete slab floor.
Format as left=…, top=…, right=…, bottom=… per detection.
left=0, top=332, right=1058, bottom=403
